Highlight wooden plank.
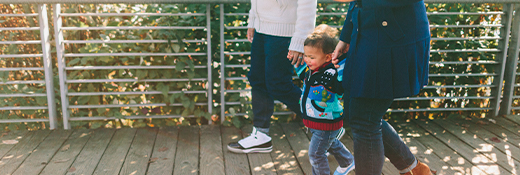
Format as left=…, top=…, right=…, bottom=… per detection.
left=388, top=120, right=459, bottom=175
left=504, top=115, right=520, bottom=126
left=147, top=127, right=179, bottom=175
left=12, top=129, right=72, bottom=175
left=493, top=117, right=520, bottom=138
left=446, top=118, right=520, bottom=164
left=221, top=126, right=250, bottom=175
left=281, top=123, right=311, bottom=175
left=200, top=125, right=225, bottom=175
left=0, top=130, right=51, bottom=174
left=389, top=119, right=488, bottom=175
left=92, top=128, right=136, bottom=175
left=270, top=123, right=304, bottom=175
left=173, top=126, right=200, bottom=175
left=465, top=118, right=520, bottom=150
left=65, top=128, right=115, bottom=175
left=414, top=119, right=509, bottom=174
left=434, top=119, right=520, bottom=174
left=120, top=128, right=158, bottom=175
left=40, top=129, right=92, bottom=175
left=241, top=124, right=276, bottom=175
left=0, top=130, right=28, bottom=158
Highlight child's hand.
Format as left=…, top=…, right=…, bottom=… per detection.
left=287, top=50, right=304, bottom=65
left=332, top=41, right=350, bottom=68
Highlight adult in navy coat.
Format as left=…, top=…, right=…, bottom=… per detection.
left=332, top=0, right=432, bottom=174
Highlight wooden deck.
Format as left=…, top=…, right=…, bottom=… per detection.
left=1, top=115, right=520, bottom=175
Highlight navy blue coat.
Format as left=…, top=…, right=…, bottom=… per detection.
left=340, top=0, right=431, bottom=99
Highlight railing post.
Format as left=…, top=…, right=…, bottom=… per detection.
left=53, top=3, right=71, bottom=129
left=38, top=4, right=57, bottom=129
left=206, top=4, right=213, bottom=124
left=220, top=4, right=226, bottom=123
left=490, top=3, right=514, bottom=117
left=500, top=4, right=520, bottom=116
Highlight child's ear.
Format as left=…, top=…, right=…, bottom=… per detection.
left=325, top=53, right=332, bottom=62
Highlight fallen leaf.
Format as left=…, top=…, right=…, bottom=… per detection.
left=431, top=170, right=437, bottom=175
left=290, top=133, right=295, bottom=137
left=162, top=158, right=168, bottom=160
left=148, top=157, right=159, bottom=163
left=476, top=121, right=488, bottom=125
left=490, top=137, right=501, bottom=143
left=54, top=158, right=70, bottom=163
left=2, top=140, right=18, bottom=144
left=158, top=147, right=168, bottom=152
left=61, top=144, right=70, bottom=151
left=68, top=167, right=76, bottom=172
left=41, top=162, right=47, bottom=165
left=488, top=119, right=496, bottom=124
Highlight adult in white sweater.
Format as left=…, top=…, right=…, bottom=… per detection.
left=227, top=0, right=317, bottom=153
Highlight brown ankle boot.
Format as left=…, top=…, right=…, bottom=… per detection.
left=402, top=160, right=432, bottom=175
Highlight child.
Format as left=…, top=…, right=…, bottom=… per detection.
left=294, top=24, right=355, bottom=175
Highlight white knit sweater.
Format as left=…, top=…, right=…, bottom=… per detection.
left=248, top=0, right=317, bottom=53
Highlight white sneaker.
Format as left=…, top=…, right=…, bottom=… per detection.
left=333, top=162, right=355, bottom=175
left=227, top=127, right=273, bottom=153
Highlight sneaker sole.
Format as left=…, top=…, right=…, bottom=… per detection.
left=227, top=145, right=273, bottom=153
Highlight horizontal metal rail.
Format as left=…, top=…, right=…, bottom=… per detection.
left=60, top=13, right=205, bottom=17
left=65, top=65, right=207, bottom=70
left=0, top=106, right=48, bottom=110
left=60, top=26, right=205, bottom=30
left=63, top=52, right=206, bottom=57
left=0, top=13, right=38, bottom=17
left=69, top=102, right=207, bottom=108
left=66, top=78, right=207, bottom=83
left=68, top=90, right=206, bottom=96
left=0, top=40, right=42, bottom=44
left=62, top=39, right=204, bottom=44
left=0, top=93, right=47, bottom=97
left=387, top=107, right=493, bottom=112
left=0, top=80, right=45, bottom=85
left=0, top=119, right=50, bottom=123
left=0, top=67, right=45, bottom=71
left=0, top=54, right=43, bottom=58
left=69, top=115, right=197, bottom=121
left=0, top=27, right=40, bottom=31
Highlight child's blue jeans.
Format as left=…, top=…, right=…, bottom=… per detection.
left=309, top=128, right=354, bottom=175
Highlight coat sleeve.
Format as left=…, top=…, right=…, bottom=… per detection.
left=339, top=2, right=355, bottom=43
left=295, top=63, right=309, bottom=81
left=361, top=0, right=423, bottom=9
left=247, top=3, right=256, bottom=28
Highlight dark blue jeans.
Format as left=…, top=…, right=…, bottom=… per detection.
left=344, top=93, right=416, bottom=174
left=248, top=32, right=303, bottom=129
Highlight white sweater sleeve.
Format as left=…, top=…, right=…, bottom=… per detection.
left=288, top=0, right=317, bottom=53
left=247, top=5, right=256, bottom=28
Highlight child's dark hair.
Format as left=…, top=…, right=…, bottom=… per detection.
left=304, top=24, right=339, bottom=54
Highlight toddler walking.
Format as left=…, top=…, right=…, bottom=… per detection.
left=294, top=24, right=355, bottom=175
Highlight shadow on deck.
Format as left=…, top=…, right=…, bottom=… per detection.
left=1, top=115, right=520, bottom=175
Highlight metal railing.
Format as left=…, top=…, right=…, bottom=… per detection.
left=1, top=0, right=520, bottom=129
left=0, top=4, right=57, bottom=129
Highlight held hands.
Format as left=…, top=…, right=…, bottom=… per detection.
left=331, top=40, right=350, bottom=68
left=287, top=50, right=305, bottom=66
left=247, top=28, right=255, bottom=43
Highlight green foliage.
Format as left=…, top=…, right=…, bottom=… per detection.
left=0, top=3, right=506, bottom=130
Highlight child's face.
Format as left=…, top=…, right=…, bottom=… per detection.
left=303, top=46, right=332, bottom=71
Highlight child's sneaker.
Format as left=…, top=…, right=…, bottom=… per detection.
left=227, top=127, right=273, bottom=153
left=326, top=127, right=346, bottom=156
left=333, top=162, right=355, bottom=175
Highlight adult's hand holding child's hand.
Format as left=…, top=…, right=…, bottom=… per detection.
left=287, top=50, right=304, bottom=66
left=332, top=41, right=350, bottom=68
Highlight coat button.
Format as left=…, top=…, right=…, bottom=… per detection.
left=382, top=21, right=388, bottom=27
